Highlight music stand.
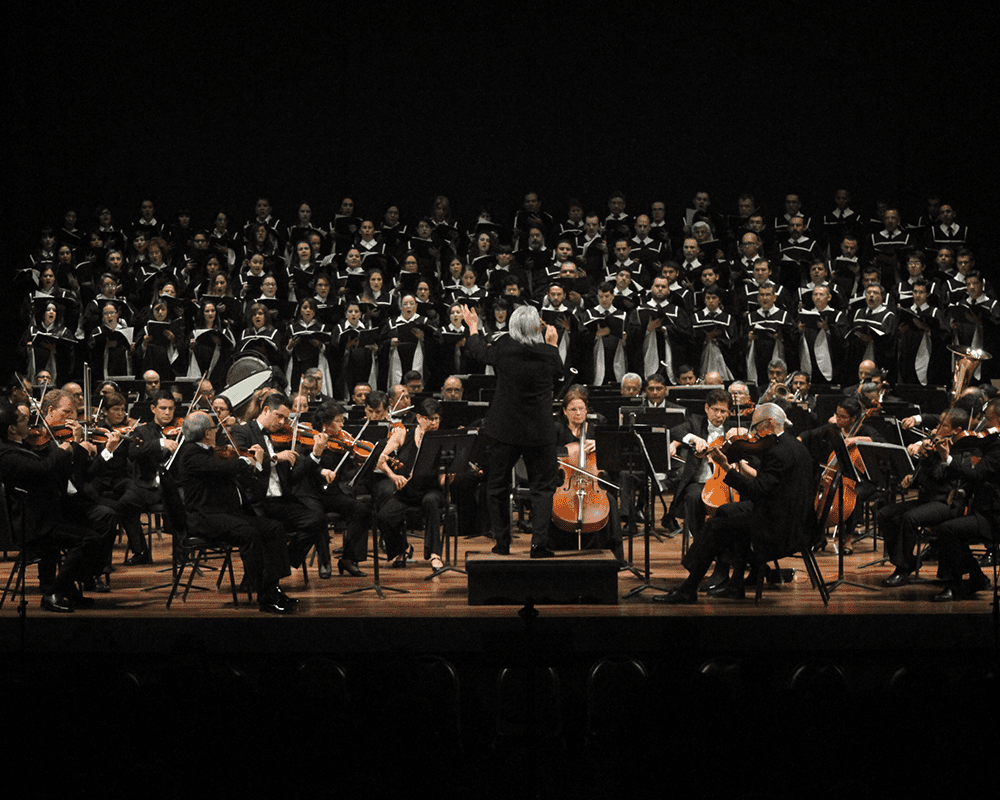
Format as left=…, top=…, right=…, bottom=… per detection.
left=817, top=442, right=882, bottom=595
left=856, top=442, right=915, bottom=573
left=342, top=438, right=406, bottom=598
left=411, top=429, right=478, bottom=579
left=590, top=427, right=642, bottom=579
left=622, top=431, right=672, bottom=599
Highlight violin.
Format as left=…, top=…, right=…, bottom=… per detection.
left=24, top=423, right=74, bottom=450
left=699, top=427, right=765, bottom=515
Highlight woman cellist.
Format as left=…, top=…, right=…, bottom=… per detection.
left=551, top=385, right=624, bottom=562
left=798, top=391, right=883, bottom=553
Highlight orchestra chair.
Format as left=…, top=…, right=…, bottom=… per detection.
left=158, top=468, right=241, bottom=609
left=0, top=482, right=30, bottom=610
left=753, top=543, right=830, bottom=606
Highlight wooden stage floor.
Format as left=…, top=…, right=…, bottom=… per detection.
left=2, top=519, right=997, bottom=660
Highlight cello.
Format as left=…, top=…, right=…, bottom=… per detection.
left=552, top=421, right=612, bottom=539
left=813, top=399, right=877, bottom=527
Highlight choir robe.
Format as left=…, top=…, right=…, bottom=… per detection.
left=379, top=313, right=439, bottom=389
left=625, top=299, right=692, bottom=384
left=580, top=303, right=628, bottom=386
left=895, top=302, right=949, bottom=387
left=845, top=304, right=897, bottom=381
left=948, top=294, right=1000, bottom=381
left=745, top=306, right=796, bottom=388
left=332, top=319, right=377, bottom=400
left=692, top=308, right=739, bottom=381
left=797, top=306, right=847, bottom=386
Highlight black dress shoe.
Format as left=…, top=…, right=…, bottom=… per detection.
left=84, top=575, right=111, bottom=593
left=337, top=558, right=366, bottom=577
left=491, top=543, right=510, bottom=555
left=652, top=586, right=698, bottom=604
left=318, top=564, right=333, bottom=579
left=699, top=568, right=730, bottom=592
left=530, top=545, right=555, bottom=559
left=41, top=594, right=73, bottom=613
left=931, top=585, right=960, bottom=602
left=882, top=569, right=911, bottom=588
left=124, top=551, right=151, bottom=566
left=969, top=573, right=992, bottom=593
left=391, top=544, right=414, bottom=568
left=259, top=598, right=293, bottom=614
left=707, top=583, right=746, bottom=600
left=274, top=586, right=299, bottom=606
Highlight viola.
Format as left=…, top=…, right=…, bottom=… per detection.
left=700, top=428, right=767, bottom=515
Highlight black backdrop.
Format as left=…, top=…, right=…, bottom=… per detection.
left=3, top=6, right=991, bottom=380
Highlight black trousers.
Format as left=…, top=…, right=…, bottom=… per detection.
left=680, top=501, right=756, bottom=589
left=934, top=513, right=996, bottom=583
left=877, top=499, right=958, bottom=572
left=301, top=487, right=370, bottom=563
left=376, top=482, right=445, bottom=560
left=486, top=439, right=559, bottom=549
left=256, top=497, right=328, bottom=569
left=195, top=510, right=290, bottom=592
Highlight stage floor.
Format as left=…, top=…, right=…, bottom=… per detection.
left=2, top=520, right=996, bottom=658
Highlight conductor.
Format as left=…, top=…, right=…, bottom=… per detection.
left=462, top=303, right=564, bottom=558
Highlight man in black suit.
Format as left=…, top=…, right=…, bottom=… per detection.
left=462, top=303, right=564, bottom=558
left=172, top=410, right=295, bottom=613
left=668, top=388, right=735, bottom=543
left=230, top=392, right=328, bottom=572
left=655, top=403, right=815, bottom=602
left=0, top=401, right=107, bottom=612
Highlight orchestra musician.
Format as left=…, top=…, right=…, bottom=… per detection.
left=668, top=388, right=738, bottom=544
left=930, top=397, right=1000, bottom=601
left=876, top=408, right=969, bottom=587
left=462, top=303, right=563, bottom=558
left=0, top=400, right=108, bottom=612
left=229, top=392, right=329, bottom=574
left=171, top=410, right=297, bottom=613
left=297, top=401, right=370, bottom=578
left=376, top=398, right=447, bottom=571
left=797, top=393, right=883, bottom=552
left=551, top=385, right=624, bottom=561
left=655, top=402, right=815, bottom=603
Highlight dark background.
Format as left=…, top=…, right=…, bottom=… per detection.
left=3, top=6, right=992, bottom=379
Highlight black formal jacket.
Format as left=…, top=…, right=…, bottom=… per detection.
left=723, top=431, right=816, bottom=561
left=0, top=440, right=74, bottom=543
left=230, top=419, right=318, bottom=504
left=465, top=332, right=563, bottom=446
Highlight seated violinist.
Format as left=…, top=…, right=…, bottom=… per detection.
left=877, top=407, right=969, bottom=587
left=230, top=392, right=329, bottom=574
left=655, top=403, right=815, bottom=603
left=376, top=398, right=447, bottom=572
left=172, top=411, right=297, bottom=613
left=294, top=401, right=370, bottom=578
left=88, top=392, right=152, bottom=565
left=551, top=385, right=624, bottom=562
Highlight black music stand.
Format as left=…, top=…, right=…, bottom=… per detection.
left=622, top=431, right=672, bottom=599
left=817, top=444, right=883, bottom=595
left=342, top=438, right=406, bottom=598
left=594, top=426, right=648, bottom=580
left=857, top=442, right=915, bottom=573
left=412, top=429, right=477, bottom=579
